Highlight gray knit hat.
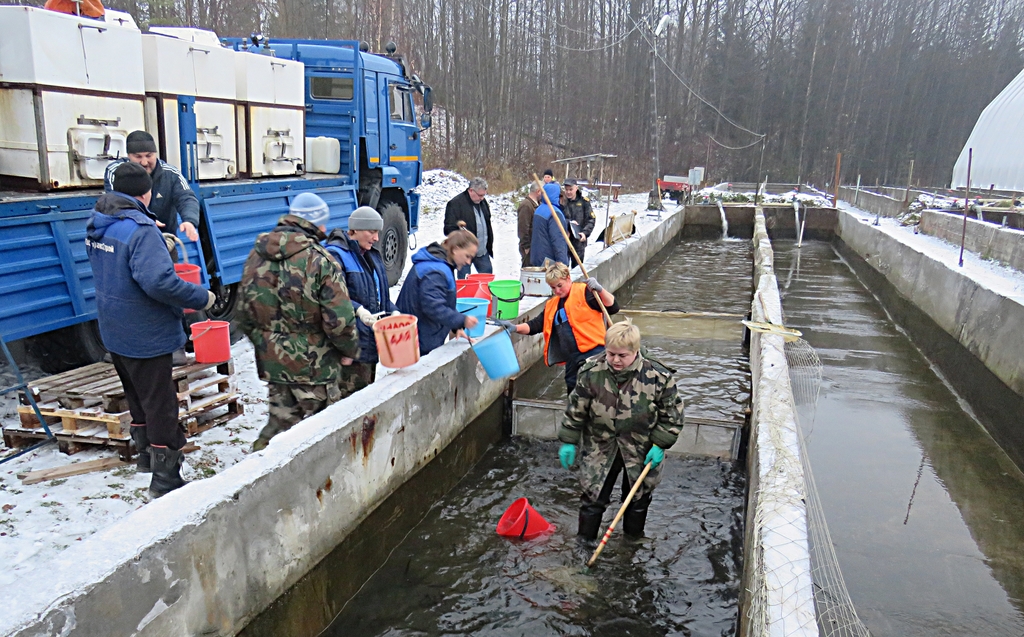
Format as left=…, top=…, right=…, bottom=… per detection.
left=348, top=206, right=383, bottom=231
left=289, top=192, right=331, bottom=227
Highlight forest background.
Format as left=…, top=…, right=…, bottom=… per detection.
left=14, top=0, right=1024, bottom=190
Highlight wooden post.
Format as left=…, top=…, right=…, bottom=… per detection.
left=959, top=149, right=972, bottom=268
left=904, top=159, right=915, bottom=204
left=832, top=152, right=842, bottom=205
left=854, top=173, right=861, bottom=206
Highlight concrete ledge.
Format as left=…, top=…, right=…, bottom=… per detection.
left=839, top=187, right=906, bottom=218
left=919, top=209, right=1024, bottom=273
left=683, top=204, right=836, bottom=240
left=2, top=212, right=685, bottom=637
left=837, top=210, right=1024, bottom=399
left=739, top=208, right=817, bottom=637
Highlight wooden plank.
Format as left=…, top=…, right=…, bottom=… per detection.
left=19, top=457, right=127, bottom=485
left=28, top=363, right=110, bottom=393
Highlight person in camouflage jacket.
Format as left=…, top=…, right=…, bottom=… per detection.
left=237, top=193, right=358, bottom=451
left=558, top=319, right=684, bottom=540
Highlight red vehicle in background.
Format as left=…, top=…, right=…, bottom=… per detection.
left=657, top=175, right=691, bottom=203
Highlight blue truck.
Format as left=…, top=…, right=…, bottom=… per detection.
left=0, top=37, right=432, bottom=371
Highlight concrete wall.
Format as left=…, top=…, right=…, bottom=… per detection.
left=1, top=211, right=686, bottom=637
left=682, top=204, right=837, bottom=240
left=836, top=210, right=1024, bottom=468
left=739, top=208, right=817, bottom=637
left=919, top=209, right=1024, bottom=273
left=839, top=186, right=906, bottom=218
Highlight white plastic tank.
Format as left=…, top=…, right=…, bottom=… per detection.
left=235, top=50, right=305, bottom=177
left=0, top=6, right=145, bottom=189
left=142, top=28, right=238, bottom=180
left=305, top=137, right=341, bottom=174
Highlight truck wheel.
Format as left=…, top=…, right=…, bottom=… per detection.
left=207, top=283, right=237, bottom=323
left=378, top=202, right=408, bottom=286
left=31, top=321, right=108, bottom=373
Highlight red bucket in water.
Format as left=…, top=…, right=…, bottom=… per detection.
left=189, top=320, right=230, bottom=363
left=175, top=263, right=202, bottom=314
left=496, top=497, right=554, bottom=540
left=467, top=273, right=496, bottom=316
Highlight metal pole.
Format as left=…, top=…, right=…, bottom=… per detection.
left=959, top=149, right=972, bottom=267
left=755, top=138, right=766, bottom=205
left=854, top=173, right=861, bottom=206
left=832, top=152, right=842, bottom=205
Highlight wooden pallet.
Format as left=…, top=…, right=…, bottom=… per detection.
left=23, top=359, right=234, bottom=412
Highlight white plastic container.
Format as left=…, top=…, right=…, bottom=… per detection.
left=0, top=6, right=145, bottom=189
left=305, top=137, right=341, bottom=174
left=521, top=267, right=550, bottom=296
left=141, top=30, right=238, bottom=180
left=235, top=50, right=305, bottom=177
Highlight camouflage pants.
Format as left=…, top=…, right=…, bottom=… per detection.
left=259, top=382, right=341, bottom=443
left=338, top=362, right=376, bottom=397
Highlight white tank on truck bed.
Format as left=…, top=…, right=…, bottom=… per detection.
left=142, top=27, right=239, bottom=180
left=0, top=6, right=146, bottom=190
left=234, top=49, right=305, bottom=177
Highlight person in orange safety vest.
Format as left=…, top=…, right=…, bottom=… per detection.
left=513, top=261, right=619, bottom=394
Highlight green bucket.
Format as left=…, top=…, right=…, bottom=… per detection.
left=489, top=280, right=524, bottom=319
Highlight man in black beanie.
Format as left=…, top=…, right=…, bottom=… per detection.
left=88, top=162, right=215, bottom=497
left=104, top=131, right=201, bottom=244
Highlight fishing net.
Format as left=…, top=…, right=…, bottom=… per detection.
left=787, top=337, right=872, bottom=637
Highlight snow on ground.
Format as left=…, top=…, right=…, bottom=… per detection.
left=838, top=201, right=1024, bottom=304
left=695, top=184, right=831, bottom=207
left=0, top=169, right=673, bottom=585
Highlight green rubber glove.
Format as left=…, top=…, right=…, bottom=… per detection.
left=559, top=443, right=576, bottom=469
left=645, top=445, right=665, bottom=467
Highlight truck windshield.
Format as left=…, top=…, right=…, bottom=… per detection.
left=310, top=76, right=354, bottom=100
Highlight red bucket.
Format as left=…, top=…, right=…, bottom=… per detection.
left=496, top=497, right=554, bottom=540
left=466, top=273, right=496, bottom=316
left=189, top=320, right=231, bottom=363
left=456, top=279, right=482, bottom=299
left=175, top=263, right=202, bottom=314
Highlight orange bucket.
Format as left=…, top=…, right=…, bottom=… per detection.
left=189, top=320, right=231, bottom=363
left=373, top=314, right=420, bottom=368
left=496, top=497, right=554, bottom=540
left=466, top=273, right=495, bottom=316
left=175, top=263, right=202, bottom=314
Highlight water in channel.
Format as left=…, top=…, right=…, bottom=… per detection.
left=774, top=241, right=1024, bottom=637
left=322, top=239, right=753, bottom=636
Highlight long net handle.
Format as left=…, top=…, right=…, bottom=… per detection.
left=532, top=173, right=613, bottom=328
left=587, top=461, right=653, bottom=567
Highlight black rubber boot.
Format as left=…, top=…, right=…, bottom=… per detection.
left=129, top=425, right=151, bottom=473
left=578, top=503, right=606, bottom=541
left=623, top=494, right=652, bottom=538
left=149, top=446, right=187, bottom=498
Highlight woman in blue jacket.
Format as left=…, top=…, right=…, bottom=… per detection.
left=397, top=229, right=480, bottom=354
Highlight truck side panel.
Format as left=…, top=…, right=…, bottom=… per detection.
left=201, top=183, right=358, bottom=285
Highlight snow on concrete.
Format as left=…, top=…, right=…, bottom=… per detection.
left=838, top=201, right=1024, bottom=305
left=0, top=168, right=673, bottom=589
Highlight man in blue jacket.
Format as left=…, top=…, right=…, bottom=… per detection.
left=87, top=162, right=214, bottom=498
left=531, top=182, right=570, bottom=266
left=324, top=206, right=399, bottom=393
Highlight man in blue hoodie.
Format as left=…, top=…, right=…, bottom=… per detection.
left=87, top=162, right=214, bottom=498
left=530, top=182, right=570, bottom=267
left=324, top=206, right=399, bottom=393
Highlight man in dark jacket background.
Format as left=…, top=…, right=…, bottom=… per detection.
left=87, top=162, right=214, bottom=498
left=237, top=192, right=358, bottom=452
left=561, top=179, right=596, bottom=267
left=517, top=182, right=542, bottom=267
left=324, top=206, right=399, bottom=394
left=531, top=182, right=569, bottom=267
left=105, top=131, right=201, bottom=243
left=443, top=177, right=493, bottom=278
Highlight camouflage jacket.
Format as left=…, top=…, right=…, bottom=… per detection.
left=558, top=351, right=684, bottom=500
left=237, top=214, right=358, bottom=384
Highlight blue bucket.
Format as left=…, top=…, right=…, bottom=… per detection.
left=456, top=297, right=489, bottom=338
left=471, top=330, right=521, bottom=380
